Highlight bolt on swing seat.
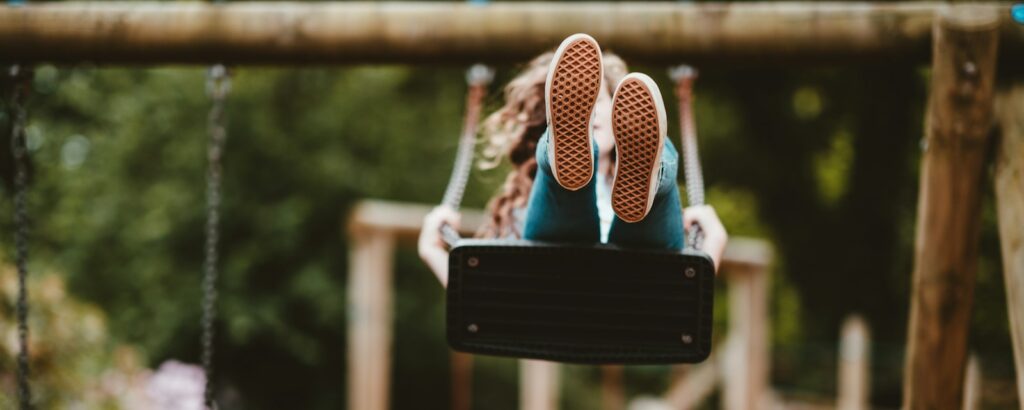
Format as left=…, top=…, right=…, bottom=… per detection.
left=439, top=65, right=713, bottom=365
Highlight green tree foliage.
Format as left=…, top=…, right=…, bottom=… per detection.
left=0, top=265, right=151, bottom=409
left=0, top=63, right=1016, bottom=408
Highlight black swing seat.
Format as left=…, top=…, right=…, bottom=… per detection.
left=446, top=239, right=715, bottom=365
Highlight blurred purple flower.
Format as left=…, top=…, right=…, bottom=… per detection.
left=146, top=360, right=205, bottom=410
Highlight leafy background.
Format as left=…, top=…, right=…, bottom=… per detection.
left=0, top=59, right=1018, bottom=407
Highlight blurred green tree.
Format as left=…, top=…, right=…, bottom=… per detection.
left=0, top=61, right=1015, bottom=408
left=0, top=264, right=152, bottom=409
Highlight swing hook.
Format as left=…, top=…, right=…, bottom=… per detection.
left=206, top=64, right=232, bottom=100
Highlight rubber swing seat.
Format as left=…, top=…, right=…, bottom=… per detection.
left=446, top=239, right=714, bottom=364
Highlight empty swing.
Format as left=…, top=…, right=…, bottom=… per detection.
left=438, top=65, right=715, bottom=365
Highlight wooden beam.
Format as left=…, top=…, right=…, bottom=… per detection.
left=662, top=353, right=720, bottom=409
left=348, top=200, right=486, bottom=242
left=601, top=365, right=625, bottom=410
left=1, top=2, right=1023, bottom=66
left=348, top=200, right=773, bottom=269
left=720, top=237, right=774, bottom=270
left=962, top=354, right=982, bottom=410
left=995, top=84, right=1024, bottom=405
left=902, top=5, right=1000, bottom=408
left=721, top=263, right=771, bottom=410
left=520, top=360, right=559, bottom=410
left=837, top=316, right=870, bottom=410
left=451, top=352, right=473, bottom=410
left=346, top=229, right=396, bottom=410
left=658, top=239, right=775, bottom=410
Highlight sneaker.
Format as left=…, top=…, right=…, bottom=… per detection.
left=610, top=73, right=667, bottom=223
left=545, top=33, right=603, bottom=191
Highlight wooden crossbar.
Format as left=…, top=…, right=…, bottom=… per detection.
left=1, top=2, right=1023, bottom=66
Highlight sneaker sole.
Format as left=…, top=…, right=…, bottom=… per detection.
left=611, top=74, right=667, bottom=223
left=545, top=34, right=602, bottom=191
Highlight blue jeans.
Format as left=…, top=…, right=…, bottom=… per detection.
left=522, top=129, right=685, bottom=250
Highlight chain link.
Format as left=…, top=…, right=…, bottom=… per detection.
left=8, top=64, right=34, bottom=410
left=440, top=65, right=493, bottom=247
left=202, top=64, right=230, bottom=410
left=669, top=65, right=705, bottom=251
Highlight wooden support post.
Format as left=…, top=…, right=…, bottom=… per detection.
left=663, top=354, right=720, bottom=409
left=962, top=354, right=982, bottom=410
left=995, top=84, right=1024, bottom=406
left=347, top=229, right=396, bottom=410
left=721, top=263, right=770, bottom=410
left=902, top=5, right=999, bottom=408
left=601, top=365, right=624, bottom=410
left=662, top=238, right=772, bottom=410
left=520, top=360, right=559, bottom=410
left=451, top=352, right=473, bottom=410
left=837, top=316, right=871, bottom=410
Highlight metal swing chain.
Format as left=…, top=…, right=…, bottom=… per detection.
left=202, top=64, right=230, bottom=410
left=440, top=64, right=495, bottom=248
left=9, top=64, right=35, bottom=410
left=669, top=65, right=705, bottom=251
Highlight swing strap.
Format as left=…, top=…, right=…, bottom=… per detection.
left=9, top=63, right=34, bottom=410
left=670, top=65, right=705, bottom=251
left=440, top=65, right=494, bottom=247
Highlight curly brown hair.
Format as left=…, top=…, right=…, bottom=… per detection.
left=476, top=51, right=627, bottom=239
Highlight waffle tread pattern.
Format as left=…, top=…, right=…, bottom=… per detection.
left=612, top=78, right=662, bottom=222
left=549, top=39, right=601, bottom=190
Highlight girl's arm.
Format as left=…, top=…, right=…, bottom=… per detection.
left=418, top=206, right=461, bottom=287
left=683, top=205, right=728, bottom=273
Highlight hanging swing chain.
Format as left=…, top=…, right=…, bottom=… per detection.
left=669, top=65, right=705, bottom=251
left=440, top=64, right=494, bottom=248
left=9, top=64, right=35, bottom=410
left=202, top=64, right=230, bottom=410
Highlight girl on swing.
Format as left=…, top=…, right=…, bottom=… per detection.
left=419, top=34, right=728, bottom=285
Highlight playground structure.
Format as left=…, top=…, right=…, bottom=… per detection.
left=1, top=2, right=1024, bottom=66
left=348, top=200, right=775, bottom=410
left=347, top=202, right=982, bottom=409
left=3, top=1, right=1024, bottom=409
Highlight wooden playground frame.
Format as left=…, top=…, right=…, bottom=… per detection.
left=346, top=201, right=980, bottom=409
left=1, top=2, right=1023, bottom=66
left=4, top=2, right=1023, bottom=408
left=348, top=200, right=775, bottom=410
